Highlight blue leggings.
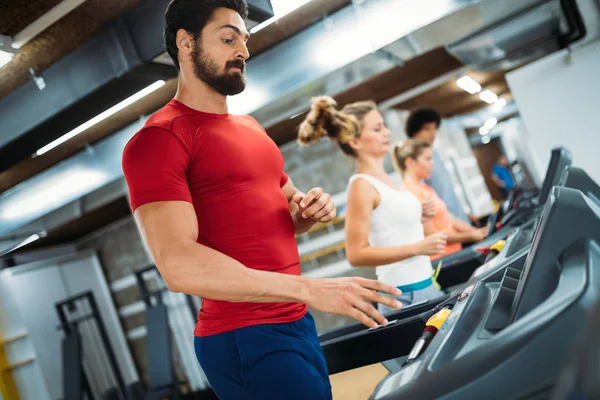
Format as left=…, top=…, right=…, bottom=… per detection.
left=194, top=313, right=332, bottom=400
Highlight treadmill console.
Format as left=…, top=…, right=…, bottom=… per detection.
left=471, top=217, right=537, bottom=280
left=535, top=147, right=573, bottom=205
left=559, top=166, right=600, bottom=206
left=502, top=147, right=572, bottom=226
left=371, top=186, right=600, bottom=400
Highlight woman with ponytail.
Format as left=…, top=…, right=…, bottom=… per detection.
left=298, top=97, right=447, bottom=311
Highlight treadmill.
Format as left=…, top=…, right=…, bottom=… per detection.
left=434, top=147, right=573, bottom=289
left=549, top=300, right=600, bottom=400
left=320, top=214, right=534, bottom=375
left=500, top=147, right=573, bottom=228
left=319, top=165, right=599, bottom=376
left=370, top=185, right=600, bottom=400
left=468, top=165, right=599, bottom=283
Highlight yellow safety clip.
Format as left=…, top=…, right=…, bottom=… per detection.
left=490, top=240, right=506, bottom=254
left=426, top=307, right=452, bottom=330
left=432, top=260, right=443, bottom=291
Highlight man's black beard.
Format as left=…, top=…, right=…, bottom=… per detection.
left=192, top=44, right=246, bottom=96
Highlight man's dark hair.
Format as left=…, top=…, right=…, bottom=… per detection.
left=405, top=108, right=441, bottom=138
left=164, top=0, right=249, bottom=71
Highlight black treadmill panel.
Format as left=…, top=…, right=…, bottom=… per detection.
left=559, top=166, right=600, bottom=200
left=511, top=187, right=600, bottom=322
left=537, top=147, right=573, bottom=205
left=371, top=184, right=600, bottom=400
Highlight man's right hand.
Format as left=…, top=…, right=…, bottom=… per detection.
left=303, top=277, right=403, bottom=329
left=418, top=232, right=447, bottom=255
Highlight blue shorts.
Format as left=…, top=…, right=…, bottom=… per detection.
left=194, top=312, right=332, bottom=400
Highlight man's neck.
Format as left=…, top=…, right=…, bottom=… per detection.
left=174, top=73, right=229, bottom=114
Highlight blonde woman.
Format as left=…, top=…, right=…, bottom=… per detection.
left=298, top=97, right=447, bottom=310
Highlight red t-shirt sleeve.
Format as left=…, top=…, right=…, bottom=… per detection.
left=122, top=126, right=192, bottom=211
left=280, top=171, right=289, bottom=188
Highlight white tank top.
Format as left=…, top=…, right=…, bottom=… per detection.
left=347, top=174, right=433, bottom=287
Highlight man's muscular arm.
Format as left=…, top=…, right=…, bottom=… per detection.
left=281, top=178, right=337, bottom=235
left=134, top=200, right=402, bottom=329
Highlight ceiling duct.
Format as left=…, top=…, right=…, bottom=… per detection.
left=1, top=0, right=592, bottom=239
left=0, top=0, right=273, bottom=172
left=446, top=0, right=586, bottom=71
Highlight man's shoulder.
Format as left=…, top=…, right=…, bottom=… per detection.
left=143, top=101, right=196, bottom=133
left=234, top=114, right=266, bottom=132
left=130, top=101, right=204, bottom=145
left=122, top=105, right=189, bottom=157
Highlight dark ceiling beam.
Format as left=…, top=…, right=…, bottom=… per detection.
left=0, top=0, right=351, bottom=194
left=266, top=47, right=464, bottom=145
left=248, top=0, right=350, bottom=57
left=392, top=70, right=511, bottom=118
left=0, top=0, right=65, bottom=37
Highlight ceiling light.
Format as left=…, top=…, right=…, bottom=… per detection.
left=456, top=76, right=481, bottom=94
left=479, top=89, right=498, bottom=104
left=481, top=135, right=491, bottom=144
left=492, top=97, right=507, bottom=112
left=35, top=80, right=166, bottom=156
left=483, top=117, right=498, bottom=130
left=0, top=232, right=47, bottom=257
left=479, top=126, right=490, bottom=135
left=250, top=0, right=313, bottom=33
left=0, top=50, right=14, bottom=69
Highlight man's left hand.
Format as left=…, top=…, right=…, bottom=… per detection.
left=292, top=187, right=337, bottom=223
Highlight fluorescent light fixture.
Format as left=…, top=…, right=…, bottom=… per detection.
left=456, top=76, right=481, bottom=94
left=0, top=50, right=14, bottom=69
left=35, top=80, right=166, bottom=156
left=0, top=233, right=46, bottom=257
left=492, top=97, right=507, bottom=111
left=479, top=89, right=498, bottom=104
left=479, top=117, right=497, bottom=135
left=250, top=0, right=312, bottom=33
left=18, top=233, right=43, bottom=247
left=249, top=16, right=278, bottom=33
left=483, top=117, right=498, bottom=130
left=481, top=135, right=491, bottom=144
left=0, top=169, right=107, bottom=221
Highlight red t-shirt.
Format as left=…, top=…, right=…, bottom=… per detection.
left=122, top=99, right=307, bottom=336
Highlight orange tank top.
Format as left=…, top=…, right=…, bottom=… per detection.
left=403, top=180, right=462, bottom=260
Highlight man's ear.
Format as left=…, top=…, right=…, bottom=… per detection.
left=176, top=29, right=194, bottom=55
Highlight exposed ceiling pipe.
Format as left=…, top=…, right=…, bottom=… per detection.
left=11, top=0, right=88, bottom=49
left=0, top=0, right=580, bottom=237
left=0, top=0, right=272, bottom=169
